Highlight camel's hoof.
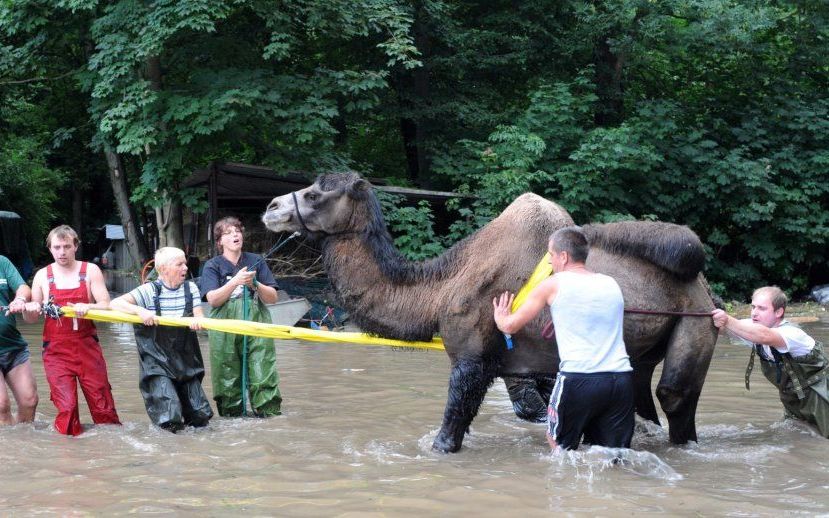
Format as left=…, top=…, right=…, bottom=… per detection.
left=668, top=428, right=697, bottom=445
left=432, top=433, right=461, bottom=453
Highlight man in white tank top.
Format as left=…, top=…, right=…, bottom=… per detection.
left=494, top=226, right=634, bottom=451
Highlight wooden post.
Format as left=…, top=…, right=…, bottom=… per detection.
left=208, top=161, right=219, bottom=257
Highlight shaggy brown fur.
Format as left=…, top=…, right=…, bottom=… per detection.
left=583, top=221, right=706, bottom=281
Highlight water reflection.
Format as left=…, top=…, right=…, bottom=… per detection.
left=1, top=317, right=827, bottom=515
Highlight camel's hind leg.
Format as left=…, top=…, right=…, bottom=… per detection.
left=656, top=317, right=717, bottom=444
left=433, top=356, right=499, bottom=453
left=630, top=338, right=671, bottom=425
left=631, top=360, right=660, bottom=425
left=504, top=375, right=556, bottom=422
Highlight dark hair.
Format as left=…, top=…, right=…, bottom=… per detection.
left=214, top=217, right=244, bottom=253
left=549, top=226, right=588, bottom=263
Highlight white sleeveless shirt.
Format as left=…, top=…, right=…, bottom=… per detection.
left=550, top=271, right=632, bottom=373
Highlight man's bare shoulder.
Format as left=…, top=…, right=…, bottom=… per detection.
left=85, top=262, right=104, bottom=277
left=29, top=267, right=49, bottom=300
left=539, top=275, right=559, bottom=287
left=536, top=275, right=560, bottom=305
left=31, top=267, right=48, bottom=283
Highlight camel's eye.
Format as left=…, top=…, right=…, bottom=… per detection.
left=305, top=192, right=318, bottom=202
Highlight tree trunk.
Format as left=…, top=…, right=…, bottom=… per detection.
left=104, top=147, right=150, bottom=266
left=593, top=34, right=625, bottom=127
left=397, top=1, right=431, bottom=186
left=397, top=76, right=430, bottom=186
left=71, top=182, right=84, bottom=258
left=154, top=199, right=184, bottom=249
left=145, top=55, right=184, bottom=248
left=411, top=25, right=431, bottom=183
left=399, top=115, right=421, bottom=183
left=146, top=55, right=163, bottom=93
left=334, top=97, right=348, bottom=146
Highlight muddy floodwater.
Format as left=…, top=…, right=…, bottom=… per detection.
left=2, top=315, right=828, bottom=515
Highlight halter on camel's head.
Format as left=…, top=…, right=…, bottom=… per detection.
left=262, top=173, right=377, bottom=239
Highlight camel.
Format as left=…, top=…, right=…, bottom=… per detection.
left=262, top=173, right=718, bottom=453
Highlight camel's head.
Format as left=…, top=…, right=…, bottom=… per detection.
left=262, top=172, right=373, bottom=237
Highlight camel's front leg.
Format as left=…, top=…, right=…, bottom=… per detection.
left=433, top=357, right=498, bottom=453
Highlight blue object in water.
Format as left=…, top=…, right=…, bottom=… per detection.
left=503, top=333, right=514, bottom=350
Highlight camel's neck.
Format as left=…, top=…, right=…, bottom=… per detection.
left=322, top=234, right=447, bottom=341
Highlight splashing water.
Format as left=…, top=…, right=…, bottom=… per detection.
left=548, top=446, right=683, bottom=483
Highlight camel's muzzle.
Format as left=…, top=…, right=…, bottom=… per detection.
left=261, top=210, right=295, bottom=232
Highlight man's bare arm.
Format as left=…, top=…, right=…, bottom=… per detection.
left=493, top=277, right=558, bottom=335
left=6, top=284, right=31, bottom=315
left=86, top=263, right=111, bottom=309
left=712, top=309, right=786, bottom=349
left=111, top=293, right=157, bottom=326
left=22, top=270, right=46, bottom=323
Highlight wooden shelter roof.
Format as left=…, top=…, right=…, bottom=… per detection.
left=184, top=162, right=466, bottom=205
left=184, top=161, right=469, bottom=252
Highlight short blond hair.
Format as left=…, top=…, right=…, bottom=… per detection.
left=154, top=247, right=185, bottom=267
left=46, top=225, right=79, bottom=248
left=752, top=286, right=787, bottom=312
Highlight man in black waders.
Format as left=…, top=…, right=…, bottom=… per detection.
left=713, top=286, right=829, bottom=438
left=111, top=247, right=213, bottom=432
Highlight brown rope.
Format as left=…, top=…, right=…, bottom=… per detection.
left=623, top=308, right=713, bottom=317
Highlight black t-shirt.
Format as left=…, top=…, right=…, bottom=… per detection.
left=200, top=252, right=278, bottom=300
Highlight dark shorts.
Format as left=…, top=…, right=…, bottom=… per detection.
left=0, top=348, right=30, bottom=376
left=547, top=370, right=635, bottom=450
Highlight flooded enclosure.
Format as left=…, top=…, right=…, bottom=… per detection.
left=2, top=317, right=828, bottom=515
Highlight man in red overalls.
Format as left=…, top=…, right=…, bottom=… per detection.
left=24, top=225, right=120, bottom=435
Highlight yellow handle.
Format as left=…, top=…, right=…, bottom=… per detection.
left=512, top=253, right=553, bottom=311
left=59, top=307, right=446, bottom=351
left=60, top=252, right=552, bottom=352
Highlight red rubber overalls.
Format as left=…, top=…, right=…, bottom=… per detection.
left=42, top=262, right=120, bottom=435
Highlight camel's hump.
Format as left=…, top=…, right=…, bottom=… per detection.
left=583, top=221, right=706, bottom=281
left=502, top=193, right=573, bottom=223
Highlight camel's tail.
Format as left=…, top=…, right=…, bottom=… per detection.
left=699, top=274, right=725, bottom=309
left=583, top=221, right=706, bottom=281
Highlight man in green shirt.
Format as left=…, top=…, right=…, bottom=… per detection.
left=0, top=254, right=38, bottom=425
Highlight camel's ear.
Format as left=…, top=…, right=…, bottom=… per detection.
left=347, top=178, right=371, bottom=197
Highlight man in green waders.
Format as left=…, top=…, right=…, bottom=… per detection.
left=201, top=217, right=282, bottom=417
left=713, top=286, right=829, bottom=438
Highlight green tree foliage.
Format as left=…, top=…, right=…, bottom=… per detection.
left=1, top=1, right=117, bottom=257
left=377, top=191, right=443, bottom=259
left=427, top=0, right=829, bottom=297
left=2, top=0, right=421, bottom=247
left=82, top=0, right=422, bottom=209
left=0, top=96, right=66, bottom=251
left=1, top=0, right=827, bottom=297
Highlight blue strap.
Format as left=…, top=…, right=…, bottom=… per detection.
left=151, top=281, right=163, bottom=317
left=503, top=333, right=514, bottom=350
